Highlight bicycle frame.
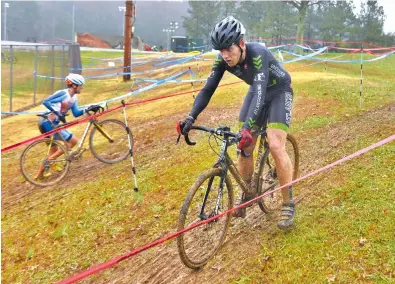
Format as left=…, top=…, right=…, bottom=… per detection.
left=198, top=127, right=269, bottom=221
left=199, top=130, right=267, bottom=220
left=46, top=117, right=114, bottom=156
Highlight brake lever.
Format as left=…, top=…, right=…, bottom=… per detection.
left=185, top=134, right=196, bottom=146
left=176, top=134, right=196, bottom=146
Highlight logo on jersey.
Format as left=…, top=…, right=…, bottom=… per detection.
left=248, top=118, right=256, bottom=128
left=213, top=58, right=222, bottom=68
left=209, top=71, right=215, bottom=78
left=254, top=72, right=265, bottom=82
left=269, top=63, right=285, bottom=78
left=253, top=55, right=262, bottom=70
left=253, top=84, right=262, bottom=115
left=244, top=63, right=248, bottom=69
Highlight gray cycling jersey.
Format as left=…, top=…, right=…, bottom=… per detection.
left=190, top=42, right=291, bottom=130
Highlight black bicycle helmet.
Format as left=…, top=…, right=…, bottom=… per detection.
left=211, top=16, right=245, bottom=50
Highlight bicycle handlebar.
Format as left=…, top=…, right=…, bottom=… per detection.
left=179, top=125, right=250, bottom=157
left=84, top=105, right=105, bottom=115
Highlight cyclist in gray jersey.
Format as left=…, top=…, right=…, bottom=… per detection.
left=177, top=16, right=295, bottom=230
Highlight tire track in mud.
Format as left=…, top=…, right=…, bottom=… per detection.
left=83, top=104, right=395, bottom=284
left=85, top=207, right=278, bottom=284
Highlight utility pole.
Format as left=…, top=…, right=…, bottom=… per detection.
left=123, top=0, right=135, bottom=81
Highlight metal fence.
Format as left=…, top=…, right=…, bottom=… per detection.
left=1, top=43, right=76, bottom=112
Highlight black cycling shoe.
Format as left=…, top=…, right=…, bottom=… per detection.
left=233, top=192, right=255, bottom=218
left=277, top=202, right=296, bottom=230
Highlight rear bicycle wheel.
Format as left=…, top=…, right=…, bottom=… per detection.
left=256, top=134, right=299, bottom=213
left=177, top=168, right=234, bottom=269
left=89, top=119, right=132, bottom=164
left=20, top=138, right=70, bottom=187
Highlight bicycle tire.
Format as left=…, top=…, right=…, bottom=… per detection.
left=177, top=168, right=234, bottom=269
left=20, top=139, right=70, bottom=187
left=256, top=134, right=299, bottom=213
left=89, top=119, right=132, bottom=164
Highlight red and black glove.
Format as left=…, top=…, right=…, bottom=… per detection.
left=176, top=116, right=195, bottom=135
left=237, top=129, right=252, bottom=150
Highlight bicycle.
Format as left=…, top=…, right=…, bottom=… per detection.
left=176, top=111, right=299, bottom=269
left=20, top=106, right=134, bottom=187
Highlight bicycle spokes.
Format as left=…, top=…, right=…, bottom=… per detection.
left=20, top=139, right=70, bottom=187
left=90, top=119, right=131, bottom=164
left=177, top=169, right=232, bottom=268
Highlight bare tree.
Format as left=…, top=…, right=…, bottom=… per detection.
left=287, top=1, right=320, bottom=47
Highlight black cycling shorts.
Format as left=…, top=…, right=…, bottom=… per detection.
left=239, top=86, right=293, bottom=132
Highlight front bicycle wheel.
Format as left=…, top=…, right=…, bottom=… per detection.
left=256, top=134, right=299, bottom=214
left=20, top=139, right=70, bottom=187
left=177, top=168, right=234, bottom=269
left=89, top=119, right=132, bottom=164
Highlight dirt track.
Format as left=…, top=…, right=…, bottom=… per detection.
left=73, top=104, right=395, bottom=284
left=2, top=102, right=394, bottom=283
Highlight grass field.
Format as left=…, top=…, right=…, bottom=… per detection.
left=1, top=48, right=394, bottom=283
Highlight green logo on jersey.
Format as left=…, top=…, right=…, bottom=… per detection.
left=253, top=55, right=262, bottom=70
left=248, top=118, right=256, bottom=128
left=213, top=58, right=222, bottom=68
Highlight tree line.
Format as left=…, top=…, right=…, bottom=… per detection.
left=1, top=1, right=393, bottom=48
left=183, top=0, right=395, bottom=47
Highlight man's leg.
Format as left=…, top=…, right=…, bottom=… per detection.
left=236, top=136, right=258, bottom=186
left=267, top=88, right=295, bottom=229
left=237, top=87, right=256, bottom=188
left=47, top=135, right=77, bottom=160
left=233, top=133, right=260, bottom=218
left=35, top=134, right=78, bottom=180
left=34, top=145, right=58, bottom=179
left=267, top=128, right=295, bottom=229
left=267, top=128, right=293, bottom=203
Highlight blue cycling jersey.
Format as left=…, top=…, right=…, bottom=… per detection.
left=42, top=89, right=84, bottom=119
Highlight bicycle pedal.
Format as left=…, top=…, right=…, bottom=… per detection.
left=70, top=148, right=86, bottom=160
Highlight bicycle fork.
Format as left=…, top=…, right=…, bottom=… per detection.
left=199, top=140, right=229, bottom=221
left=199, top=174, right=226, bottom=221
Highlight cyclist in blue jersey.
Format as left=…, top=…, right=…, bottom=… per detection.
left=177, top=17, right=295, bottom=230
left=35, top=73, right=100, bottom=180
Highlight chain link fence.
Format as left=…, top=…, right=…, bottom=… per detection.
left=1, top=44, right=78, bottom=113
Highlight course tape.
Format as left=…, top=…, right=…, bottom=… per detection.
left=57, top=133, right=395, bottom=284
left=328, top=46, right=395, bottom=51
left=282, top=47, right=328, bottom=63
left=70, top=55, right=175, bottom=71
left=134, top=78, right=207, bottom=83
left=172, top=45, right=208, bottom=51
left=34, top=72, right=134, bottom=80
left=1, top=69, right=195, bottom=116
left=36, top=54, right=189, bottom=79
left=153, top=53, right=202, bottom=67
left=92, top=69, right=192, bottom=105
left=281, top=49, right=395, bottom=63
left=248, top=38, right=385, bottom=48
